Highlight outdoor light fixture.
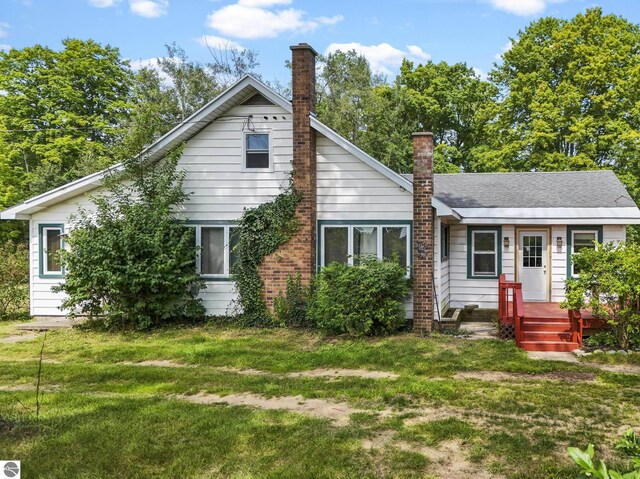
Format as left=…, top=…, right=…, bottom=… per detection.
left=503, top=237, right=509, bottom=248
left=557, top=237, right=563, bottom=248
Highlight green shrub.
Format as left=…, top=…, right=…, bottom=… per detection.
left=274, top=273, right=311, bottom=328
left=568, top=430, right=640, bottom=478
left=0, top=241, right=29, bottom=320
left=53, top=147, right=205, bottom=330
left=309, top=257, right=409, bottom=336
left=563, top=242, right=640, bottom=350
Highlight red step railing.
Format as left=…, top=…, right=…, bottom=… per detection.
left=498, top=273, right=525, bottom=345
left=568, top=309, right=584, bottom=348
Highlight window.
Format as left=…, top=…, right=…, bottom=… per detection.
left=320, top=223, right=411, bottom=274
left=441, top=223, right=449, bottom=261
left=567, top=226, right=602, bottom=276
left=39, top=224, right=64, bottom=277
left=191, top=224, right=237, bottom=278
left=522, top=235, right=543, bottom=268
left=467, top=226, right=501, bottom=279
left=244, top=133, right=270, bottom=169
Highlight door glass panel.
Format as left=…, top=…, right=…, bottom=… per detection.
left=522, top=235, right=543, bottom=268
left=382, top=227, right=407, bottom=268
left=353, top=227, right=377, bottom=263
left=324, top=227, right=348, bottom=265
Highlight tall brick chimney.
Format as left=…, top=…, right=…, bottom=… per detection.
left=412, top=132, right=435, bottom=332
left=259, top=43, right=318, bottom=310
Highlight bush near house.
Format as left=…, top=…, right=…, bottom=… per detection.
left=0, top=241, right=29, bottom=320
left=310, top=256, right=410, bottom=336
left=53, top=148, right=205, bottom=330
left=563, top=242, right=640, bottom=350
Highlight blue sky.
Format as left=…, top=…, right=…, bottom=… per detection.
left=2, top=0, right=640, bottom=84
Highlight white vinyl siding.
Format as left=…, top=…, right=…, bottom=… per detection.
left=28, top=103, right=290, bottom=317
left=449, top=224, right=515, bottom=310
left=316, top=134, right=412, bottom=221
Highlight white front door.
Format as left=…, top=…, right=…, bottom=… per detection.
left=518, top=231, right=548, bottom=301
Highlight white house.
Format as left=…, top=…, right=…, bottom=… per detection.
left=3, top=43, right=640, bottom=351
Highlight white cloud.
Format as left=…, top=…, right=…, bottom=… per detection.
left=88, top=0, right=121, bottom=7
left=407, top=45, right=430, bottom=62
left=237, top=0, right=291, bottom=6
left=206, top=1, right=342, bottom=40
left=325, top=42, right=431, bottom=76
left=0, top=22, right=10, bottom=38
left=488, top=0, right=567, bottom=16
left=128, top=57, right=172, bottom=85
left=0, top=44, right=11, bottom=52
left=494, top=40, right=513, bottom=61
left=197, top=35, right=245, bottom=51
left=473, top=67, right=487, bottom=80
left=130, top=0, right=168, bottom=18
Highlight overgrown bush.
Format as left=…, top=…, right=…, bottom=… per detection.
left=273, top=273, right=311, bottom=328
left=563, top=242, right=640, bottom=350
left=53, top=147, right=205, bottom=330
left=309, top=257, right=409, bottom=336
left=0, top=241, right=29, bottom=320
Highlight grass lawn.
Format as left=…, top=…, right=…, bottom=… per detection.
left=1, top=322, right=639, bottom=478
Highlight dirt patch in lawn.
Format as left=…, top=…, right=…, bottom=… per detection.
left=454, top=370, right=596, bottom=383
left=363, top=432, right=497, bottom=479
left=122, top=361, right=399, bottom=380
left=288, top=368, right=398, bottom=380
left=0, top=332, right=43, bottom=344
left=408, top=440, right=497, bottom=479
left=179, top=392, right=366, bottom=426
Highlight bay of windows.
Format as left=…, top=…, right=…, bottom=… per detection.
left=321, top=223, right=410, bottom=272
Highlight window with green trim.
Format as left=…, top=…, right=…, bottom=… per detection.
left=467, top=226, right=501, bottom=279
left=320, top=223, right=410, bottom=274
left=441, top=222, right=449, bottom=261
left=190, top=225, right=238, bottom=279
left=40, top=225, right=64, bottom=276
left=567, top=226, right=602, bottom=276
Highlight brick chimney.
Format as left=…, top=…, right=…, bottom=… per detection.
left=259, top=43, right=318, bottom=310
left=412, top=132, right=435, bottom=332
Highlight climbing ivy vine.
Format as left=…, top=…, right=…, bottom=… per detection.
left=231, top=182, right=301, bottom=325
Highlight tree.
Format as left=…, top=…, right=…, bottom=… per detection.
left=53, top=146, right=204, bottom=330
left=490, top=8, right=640, bottom=177
left=120, top=43, right=260, bottom=155
left=562, top=242, right=640, bottom=350
left=317, top=50, right=384, bottom=145
left=0, top=39, right=133, bottom=201
left=397, top=60, right=498, bottom=172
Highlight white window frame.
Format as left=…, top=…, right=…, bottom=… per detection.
left=191, top=225, right=238, bottom=279
left=471, top=230, right=498, bottom=277
left=242, top=131, right=273, bottom=172
left=320, top=223, right=411, bottom=276
left=41, top=226, right=64, bottom=276
left=571, top=229, right=598, bottom=276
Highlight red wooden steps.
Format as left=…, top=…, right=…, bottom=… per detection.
left=519, top=340, right=580, bottom=352
left=520, top=314, right=577, bottom=351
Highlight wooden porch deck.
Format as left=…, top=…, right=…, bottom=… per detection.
left=523, top=302, right=604, bottom=328
left=498, top=275, right=605, bottom=352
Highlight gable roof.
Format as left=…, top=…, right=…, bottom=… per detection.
left=1, top=74, right=412, bottom=220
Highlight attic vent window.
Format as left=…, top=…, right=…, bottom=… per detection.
left=245, top=133, right=270, bottom=169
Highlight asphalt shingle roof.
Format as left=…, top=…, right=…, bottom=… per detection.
left=401, top=170, right=635, bottom=208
